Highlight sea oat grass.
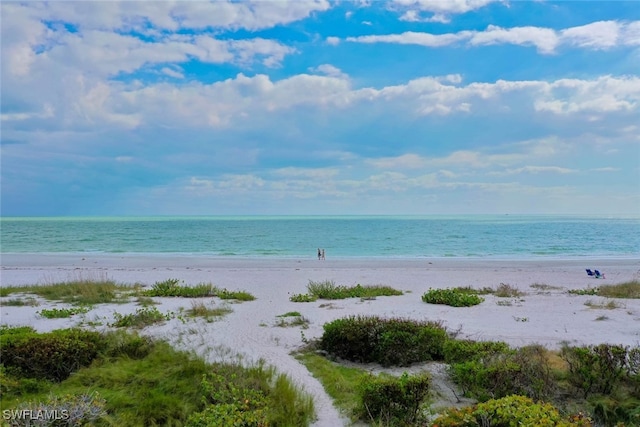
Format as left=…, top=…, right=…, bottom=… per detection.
left=0, top=279, right=133, bottom=305
left=597, top=280, right=640, bottom=299
left=306, top=280, right=402, bottom=300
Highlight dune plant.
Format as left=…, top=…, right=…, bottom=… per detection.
left=1, top=329, right=316, bottom=427
left=37, top=306, right=89, bottom=319
left=306, top=280, right=403, bottom=300
left=357, top=372, right=430, bottom=426
left=110, top=307, right=173, bottom=328
left=422, top=288, right=484, bottom=307
left=320, top=315, right=447, bottom=366
left=432, top=395, right=592, bottom=427
left=0, top=279, right=133, bottom=304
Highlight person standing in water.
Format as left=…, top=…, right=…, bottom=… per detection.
left=321, top=249, right=325, bottom=260
left=318, top=248, right=322, bottom=260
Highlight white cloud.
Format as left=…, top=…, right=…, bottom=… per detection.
left=341, top=20, right=640, bottom=54
left=560, top=21, right=620, bottom=50
left=346, top=31, right=469, bottom=47
left=392, top=0, right=499, bottom=23
left=309, top=64, right=348, bottom=79
left=470, top=25, right=559, bottom=54
left=491, top=166, right=577, bottom=176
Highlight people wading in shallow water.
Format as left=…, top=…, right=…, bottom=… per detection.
left=321, top=249, right=325, bottom=260
left=318, top=248, right=321, bottom=260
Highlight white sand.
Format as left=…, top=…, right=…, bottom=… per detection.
left=1, top=255, right=639, bottom=426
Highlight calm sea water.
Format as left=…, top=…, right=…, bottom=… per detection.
left=1, top=216, right=638, bottom=259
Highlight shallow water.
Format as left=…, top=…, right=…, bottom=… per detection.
left=1, top=215, right=638, bottom=259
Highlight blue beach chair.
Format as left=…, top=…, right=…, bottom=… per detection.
left=586, top=269, right=595, bottom=277
left=594, top=270, right=604, bottom=279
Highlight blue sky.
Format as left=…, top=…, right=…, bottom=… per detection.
left=1, top=1, right=639, bottom=216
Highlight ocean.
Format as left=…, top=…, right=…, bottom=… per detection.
left=0, top=216, right=638, bottom=260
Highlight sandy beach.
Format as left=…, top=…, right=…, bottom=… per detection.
left=1, top=255, right=639, bottom=426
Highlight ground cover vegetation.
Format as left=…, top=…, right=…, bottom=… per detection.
left=0, top=326, right=315, bottom=426
left=290, top=280, right=403, bottom=302
left=143, top=278, right=256, bottom=301
left=421, top=288, right=485, bottom=307
left=569, top=281, right=640, bottom=299
left=0, top=278, right=136, bottom=304
left=310, top=314, right=640, bottom=426
left=37, top=306, right=89, bottom=319
left=0, top=278, right=255, bottom=308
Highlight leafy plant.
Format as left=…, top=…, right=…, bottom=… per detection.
left=320, top=315, right=447, bottom=366
left=561, top=343, right=628, bottom=398
left=422, top=288, right=484, bottom=307
left=110, top=307, right=173, bottom=328
left=37, top=306, right=89, bottom=319
left=432, top=394, right=591, bottom=427
left=357, top=372, right=430, bottom=425
left=289, top=293, right=317, bottom=303
left=0, top=326, right=105, bottom=382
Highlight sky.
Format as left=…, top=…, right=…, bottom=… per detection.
left=1, top=1, right=639, bottom=216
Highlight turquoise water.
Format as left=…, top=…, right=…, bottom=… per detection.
left=1, top=216, right=638, bottom=259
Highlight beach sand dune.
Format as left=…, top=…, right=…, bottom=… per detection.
left=2, top=255, right=639, bottom=426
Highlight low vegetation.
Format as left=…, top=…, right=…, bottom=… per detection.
left=422, top=288, right=485, bottom=307
left=110, top=306, right=174, bottom=328
left=358, top=372, right=431, bottom=426
left=433, top=395, right=592, bottom=426
left=291, top=280, right=403, bottom=302
left=320, top=315, right=447, bottom=366
left=0, top=326, right=315, bottom=426
left=143, top=278, right=255, bottom=301
left=569, top=281, right=640, bottom=299
left=0, top=278, right=136, bottom=304
left=0, top=297, right=39, bottom=307
left=309, top=314, right=640, bottom=426
left=187, top=301, right=232, bottom=322
left=275, top=312, right=310, bottom=328
left=37, top=306, right=89, bottom=319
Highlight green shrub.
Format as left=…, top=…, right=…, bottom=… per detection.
left=449, top=345, right=555, bottom=402
left=422, top=288, right=484, bottom=307
left=37, top=306, right=89, bottom=318
left=0, top=327, right=104, bottom=382
left=432, top=395, right=591, bottom=427
left=357, top=372, right=430, bottom=426
left=320, top=316, right=447, bottom=366
left=442, top=339, right=510, bottom=364
left=561, top=343, right=628, bottom=398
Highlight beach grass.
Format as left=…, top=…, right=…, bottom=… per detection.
left=597, top=280, right=640, bottom=299
left=1, top=328, right=316, bottom=426
left=0, top=279, right=137, bottom=305
left=303, top=280, right=403, bottom=300
left=0, top=297, right=39, bottom=307
left=187, top=300, right=232, bottom=321
left=570, top=281, right=640, bottom=299
left=142, top=279, right=256, bottom=301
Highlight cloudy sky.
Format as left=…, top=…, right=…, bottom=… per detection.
left=1, top=1, right=639, bottom=216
